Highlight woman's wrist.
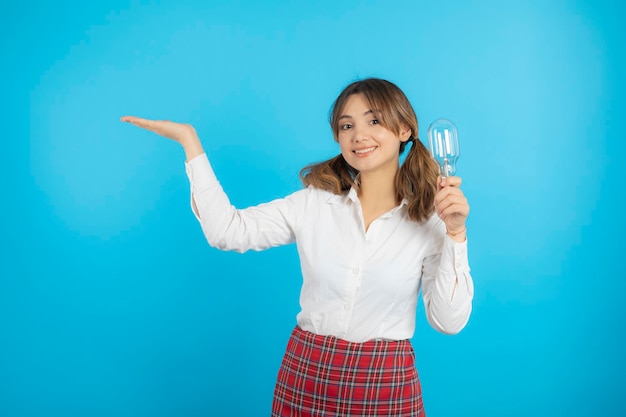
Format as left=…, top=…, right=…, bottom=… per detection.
left=446, top=226, right=466, bottom=242
left=181, top=135, right=205, bottom=162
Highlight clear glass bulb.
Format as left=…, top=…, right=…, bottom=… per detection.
left=427, top=118, right=460, bottom=178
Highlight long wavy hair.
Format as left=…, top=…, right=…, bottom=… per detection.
left=300, top=78, right=439, bottom=223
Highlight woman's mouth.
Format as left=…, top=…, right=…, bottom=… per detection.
left=353, top=146, right=377, bottom=157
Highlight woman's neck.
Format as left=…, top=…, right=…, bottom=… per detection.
left=357, top=165, right=399, bottom=204
left=358, top=173, right=396, bottom=204
left=357, top=169, right=400, bottom=231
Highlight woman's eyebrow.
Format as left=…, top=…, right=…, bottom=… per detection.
left=338, top=109, right=375, bottom=120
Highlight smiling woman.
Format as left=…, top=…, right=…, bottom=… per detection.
left=122, top=77, right=474, bottom=416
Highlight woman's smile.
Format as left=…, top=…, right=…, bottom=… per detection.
left=353, top=146, right=378, bottom=156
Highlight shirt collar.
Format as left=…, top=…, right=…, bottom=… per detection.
left=325, top=187, right=409, bottom=215
left=325, top=188, right=355, bottom=206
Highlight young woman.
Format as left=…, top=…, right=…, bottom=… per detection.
left=121, top=78, right=474, bottom=416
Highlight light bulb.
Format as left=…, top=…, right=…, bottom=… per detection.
left=427, top=118, right=460, bottom=178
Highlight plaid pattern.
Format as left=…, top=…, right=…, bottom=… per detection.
left=271, top=327, right=425, bottom=416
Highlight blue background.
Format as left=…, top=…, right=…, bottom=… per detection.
left=1, top=0, right=624, bottom=416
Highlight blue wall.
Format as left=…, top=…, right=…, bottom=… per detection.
left=1, top=0, right=624, bottom=416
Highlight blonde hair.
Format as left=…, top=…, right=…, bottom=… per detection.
left=300, top=78, right=439, bottom=223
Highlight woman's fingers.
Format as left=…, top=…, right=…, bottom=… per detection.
left=121, top=116, right=166, bottom=134
left=436, top=194, right=469, bottom=217
left=434, top=179, right=469, bottom=227
left=120, top=116, right=198, bottom=144
left=438, top=201, right=470, bottom=219
left=434, top=184, right=464, bottom=207
left=120, top=115, right=151, bottom=125
left=438, top=175, right=462, bottom=190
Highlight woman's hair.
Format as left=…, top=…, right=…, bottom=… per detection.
left=300, top=78, right=439, bottom=223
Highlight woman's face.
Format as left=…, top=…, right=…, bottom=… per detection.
left=336, top=93, right=411, bottom=178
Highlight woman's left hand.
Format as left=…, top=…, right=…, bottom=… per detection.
left=434, top=176, right=470, bottom=240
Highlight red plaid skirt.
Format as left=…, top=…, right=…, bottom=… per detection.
left=271, top=326, right=425, bottom=416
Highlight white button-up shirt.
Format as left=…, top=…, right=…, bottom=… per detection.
left=186, top=153, right=474, bottom=343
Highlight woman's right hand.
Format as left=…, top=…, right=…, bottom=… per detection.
left=120, top=116, right=205, bottom=161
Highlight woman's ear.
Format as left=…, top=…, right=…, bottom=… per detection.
left=399, top=124, right=412, bottom=142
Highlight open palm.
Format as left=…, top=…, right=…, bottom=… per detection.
left=120, top=116, right=198, bottom=144
left=121, top=116, right=205, bottom=161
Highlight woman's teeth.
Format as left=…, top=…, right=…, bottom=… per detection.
left=354, top=146, right=376, bottom=154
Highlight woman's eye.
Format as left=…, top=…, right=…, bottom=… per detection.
left=341, top=123, right=352, bottom=130
left=370, top=119, right=379, bottom=125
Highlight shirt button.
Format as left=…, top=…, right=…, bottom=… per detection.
left=352, top=267, right=359, bottom=275
left=344, top=303, right=351, bottom=310
left=366, top=240, right=372, bottom=246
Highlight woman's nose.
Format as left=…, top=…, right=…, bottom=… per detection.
left=352, top=124, right=368, bottom=143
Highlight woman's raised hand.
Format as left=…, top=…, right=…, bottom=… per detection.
left=120, top=116, right=198, bottom=143
left=120, top=116, right=205, bottom=161
left=434, top=176, right=470, bottom=242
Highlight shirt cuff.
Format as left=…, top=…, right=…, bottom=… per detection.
left=439, top=235, right=470, bottom=275
left=184, top=153, right=218, bottom=191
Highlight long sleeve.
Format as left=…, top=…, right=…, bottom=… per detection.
left=421, top=225, right=474, bottom=335
left=185, top=153, right=307, bottom=253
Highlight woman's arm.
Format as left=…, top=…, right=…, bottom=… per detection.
left=421, top=231, right=474, bottom=334
left=422, top=176, right=474, bottom=334
left=186, top=153, right=307, bottom=252
left=121, top=116, right=307, bottom=252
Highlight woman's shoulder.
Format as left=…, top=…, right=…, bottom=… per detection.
left=278, top=184, right=339, bottom=205
left=280, top=185, right=353, bottom=214
left=300, top=184, right=347, bottom=200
